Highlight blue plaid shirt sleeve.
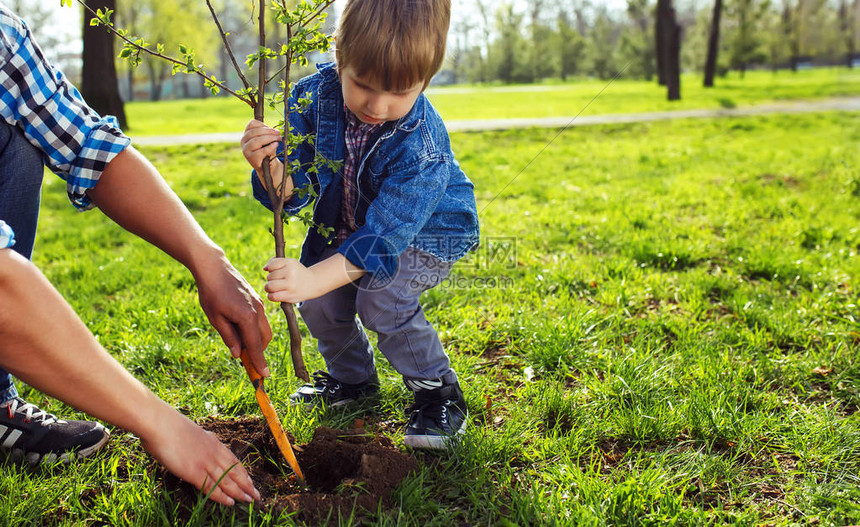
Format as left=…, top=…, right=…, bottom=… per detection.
left=0, top=6, right=130, bottom=211
left=0, top=220, right=14, bottom=249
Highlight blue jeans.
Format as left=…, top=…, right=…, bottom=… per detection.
left=0, top=121, right=45, bottom=402
left=298, top=246, right=458, bottom=386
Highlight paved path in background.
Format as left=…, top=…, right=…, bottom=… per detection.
left=131, top=96, right=860, bottom=147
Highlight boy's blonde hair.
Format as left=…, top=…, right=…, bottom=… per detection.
left=335, top=0, right=450, bottom=91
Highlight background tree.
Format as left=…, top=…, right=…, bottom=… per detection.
left=840, top=0, right=859, bottom=67
left=588, top=8, right=620, bottom=79
left=655, top=0, right=681, bottom=99
left=703, top=0, right=723, bottom=86
left=556, top=10, right=587, bottom=80
left=781, top=0, right=803, bottom=69
left=473, top=0, right=494, bottom=83
left=618, top=0, right=656, bottom=79
left=81, top=0, right=126, bottom=128
left=797, top=0, right=831, bottom=63
left=726, top=0, right=768, bottom=76
left=449, top=14, right=475, bottom=83
left=571, top=0, right=593, bottom=36
left=679, top=4, right=711, bottom=73
left=132, top=0, right=218, bottom=101
left=526, top=0, right=555, bottom=81
left=757, top=4, right=787, bottom=69
left=115, top=1, right=143, bottom=101
left=493, top=3, right=528, bottom=83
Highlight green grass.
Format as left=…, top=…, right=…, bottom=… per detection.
left=3, top=108, right=859, bottom=525
left=124, top=67, right=860, bottom=136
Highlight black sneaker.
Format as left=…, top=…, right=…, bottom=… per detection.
left=403, top=379, right=468, bottom=450
left=0, top=397, right=109, bottom=465
left=289, top=370, right=380, bottom=407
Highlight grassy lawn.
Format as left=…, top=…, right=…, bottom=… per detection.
left=123, top=67, right=860, bottom=136
left=2, top=109, right=858, bottom=525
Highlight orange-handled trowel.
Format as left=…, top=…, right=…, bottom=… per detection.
left=239, top=350, right=304, bottom=483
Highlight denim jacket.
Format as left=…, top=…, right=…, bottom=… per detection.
left=252, top=63, right=479, bottom=282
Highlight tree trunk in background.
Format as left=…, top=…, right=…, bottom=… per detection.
left=782, top=1, right=800, bottom=71
left=147, top=62, right=164, bottom=101
left=656, top=0, right=681, bottom=99
left=840, top=0, right=856, bottom=68
left=475, top=0, right=492, bottom=83
left=667, top=13, right=681, bottom=100
left=655, top=0, right=668, bottom=85
left=81, top=0, right=127, bottom=129
left=703, top=0, right=722, bottom=87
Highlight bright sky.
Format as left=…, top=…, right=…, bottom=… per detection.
left=15, top=0, right=82, bottom=59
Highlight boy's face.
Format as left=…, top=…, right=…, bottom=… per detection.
left=340, top=66, right=424, bottom=125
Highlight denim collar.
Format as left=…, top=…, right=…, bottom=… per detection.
left=315, top=62, right=427, bottom=133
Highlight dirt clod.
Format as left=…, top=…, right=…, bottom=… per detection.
left=162, top=417, right=417, bottom=524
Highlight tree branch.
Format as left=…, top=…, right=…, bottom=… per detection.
left=205, top=0, right=255, bottom=101
left=267, top=63, right=288, bottom=86
left=300, top=0, right=337, bottom=29
left=254, top=0, right=267, bottom=122
left=76, top=0, right=254, bottom=107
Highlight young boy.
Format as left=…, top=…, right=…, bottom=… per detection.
left=241, top=0, right=479, bottom=449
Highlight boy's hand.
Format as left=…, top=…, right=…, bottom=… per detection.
left=263, top=254, right=366, bottom=304
left=263, top=257, right=323, bottom=304
left=240, top=120, right=283, bottom=180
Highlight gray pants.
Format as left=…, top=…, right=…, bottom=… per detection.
left=298, top=246, right=458, bottom=385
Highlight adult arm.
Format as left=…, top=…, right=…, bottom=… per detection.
left=3, top=8, right=271, bottom=373
left=86, top=147, right=273, bottom=376
left=0, top=249, right=260, bottom=506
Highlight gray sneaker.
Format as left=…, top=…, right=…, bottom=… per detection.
left=0, top=397, right=109, bottom=465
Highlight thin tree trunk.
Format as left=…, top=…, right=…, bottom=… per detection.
left=81, top=0, right=127, bottom=128
left=254, top=0, right=308, bottom=383
left=703, top=0, right=722, bottom=87
left=841, top=0, right=856, bottom=68
left=656, top=0, right=668, bottom=85
left=656, top=0, right=681, bottom=98
left=782, top=1, right=800, bottom=71
left=126, top=68, right=134, bottom=102
left=667, top=12, right=681, bottom=100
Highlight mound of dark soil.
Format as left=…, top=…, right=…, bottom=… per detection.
left=162, top=417, right=418, bottom=524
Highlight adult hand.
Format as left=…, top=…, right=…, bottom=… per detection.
left=141, top=407, right=260, bottom=506
left=195, top=253, right=273, bottom=377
